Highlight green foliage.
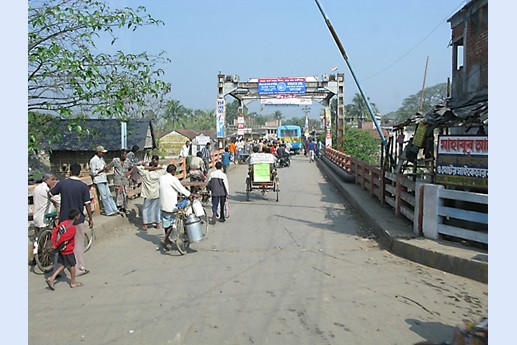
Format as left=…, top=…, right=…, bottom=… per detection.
left=283, top=117, right=306, bottom=129
left=343, top=126, right=381, bottom=164
left=224, top=100, right=241, bottom=125
left=346, top=93, right=380, bottom=121
left=393, top=83, right=448, bottom=123
left=28, top=0, right=171, bottom=152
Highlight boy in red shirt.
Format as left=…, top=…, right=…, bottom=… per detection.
left=46, top=208, right=82, bottom=290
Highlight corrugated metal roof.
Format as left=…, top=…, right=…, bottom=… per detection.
left=41, top=119, right=156, bottom=151
left=393, top=100, right=488, bottom=130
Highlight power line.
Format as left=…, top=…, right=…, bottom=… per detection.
left=361, top=1, right=467, bottom=82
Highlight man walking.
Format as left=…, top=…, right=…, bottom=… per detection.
left=89, top=145, right=121, bottom=216
left=49, top=163, right=94, bottom=277
left=201, top=142, right=212, bottom=174
left=207, top=161, right=229, bottom=224
left=158, top=164, right=195, bottom=250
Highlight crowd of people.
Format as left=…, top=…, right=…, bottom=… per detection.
left=34, top=135, right=323, bottom=291
left=33, top=142, right=230, bottom=291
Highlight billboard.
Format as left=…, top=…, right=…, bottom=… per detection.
left=258, top=77, right=306, bottom=95
left=260, top=96, right=312, bottom=105
left=435, top=135, right=488, bottom=188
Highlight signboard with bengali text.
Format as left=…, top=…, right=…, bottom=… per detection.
left=258, top=77, right=306, bottom=95
left=435, top=135, right=488, bottom=188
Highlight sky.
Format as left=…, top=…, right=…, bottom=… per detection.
left=108, top=0, right=467, bottom=119
left=2, top=1, right=515, bottom=343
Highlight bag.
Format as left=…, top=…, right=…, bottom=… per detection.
left=176, top=198, right=188, bottom=210
left=53, top=223, right=72, bottom=252
left=224, top=198, right=230, bottom=218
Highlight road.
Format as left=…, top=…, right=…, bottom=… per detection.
left=28, top=155, right=488, bottom=345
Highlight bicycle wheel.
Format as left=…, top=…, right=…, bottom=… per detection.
left=84, top=228, right=94, bottom=253
left=199, top=208, right=209, bottom=238
left=246, top=177, right=251, bottom=201
left=35, top=229, right=55, bottom=273
left=174, top=217, right=189, bottom=255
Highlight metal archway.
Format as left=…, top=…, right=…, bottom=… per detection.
left=216, top=73, right=345, bottom=150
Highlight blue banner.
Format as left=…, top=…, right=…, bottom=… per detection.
left=258, top=77, right=306, bottom=95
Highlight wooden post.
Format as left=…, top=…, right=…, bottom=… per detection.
left=395, top=174, right=402, bottom=216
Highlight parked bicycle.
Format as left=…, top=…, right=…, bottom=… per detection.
left=162, top=195, right=208, bottom=255
left=33, top=211, right=94, bottom=273
left=32, top=211, right=57, bottom=273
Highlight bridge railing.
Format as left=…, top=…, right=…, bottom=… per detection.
left=323, top=147, right=488, bottom=245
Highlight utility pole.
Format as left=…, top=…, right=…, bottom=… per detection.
left=419, top=56, right=429, bottom=112
left=314, top=0, right=387, bottom=148
left=302, top=105, right=310, bottom=136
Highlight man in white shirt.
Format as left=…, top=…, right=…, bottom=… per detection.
left=236, top=139, right=245, bottom=163
left=179, top=140, right=191, bottom=159
left=159, top=164, right=194, bottom=250
left=137, top=156, right=165, bottom=231
left=89, top=145, right=121, bottom=216
left=32, top=173, right=59, bottom=232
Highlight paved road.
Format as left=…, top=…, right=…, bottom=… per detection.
left=28, top=155, right=488, bottom=345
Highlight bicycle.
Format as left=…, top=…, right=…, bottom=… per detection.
left=33, top=211, right=57, bottom=273
left=188, top=175, right=211, bottom=205
left=34, top=211, right=94, bottom=273
left=162, top=196, right=208, bottom=255
left=83, top=215, right=95, bottom=253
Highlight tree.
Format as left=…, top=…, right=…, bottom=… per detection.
left=159, top=100, right=188, bottom=131
left=394, top=83, right=448, bottom=123
left=28, top=0, right=171, bottom=152
left=183, top=109, right=216, bottom=131
left=224, top=99, right=247, bottom=126
left=273, top=110, right=283, bottom=124
left=343, top=126, right=380, bottom=164
left=346, top=93, right=380, bottom=123
left=283, top=117, right=306, bottom=129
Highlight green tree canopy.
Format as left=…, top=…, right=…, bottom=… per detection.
left=28, top=0, right=171, bottom=152
left=345, top=93, right=380, bottom=122
left=393, top=83, right=448, bottom=123
left=343, top=126, right=381, bottom=164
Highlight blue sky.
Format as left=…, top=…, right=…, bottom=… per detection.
left=110, top=0, right=466, bottom=118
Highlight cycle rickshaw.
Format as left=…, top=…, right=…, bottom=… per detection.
left=245, top=153, right=279, bottom=202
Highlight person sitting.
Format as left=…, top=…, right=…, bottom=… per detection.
left=189, top=151, right=206, bottom=182
left=247, top=146, right=277, bottom=182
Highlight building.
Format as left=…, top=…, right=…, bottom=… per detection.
left=157, top=129, right=198, bottom=158
left=448, top=0, right=488, bottom=114
left=385, top=0, right=488, bottom=189
left=35, top=119, right=156, bottom=178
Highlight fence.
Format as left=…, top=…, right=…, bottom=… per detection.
left=323, top=147, right=488, bottom=246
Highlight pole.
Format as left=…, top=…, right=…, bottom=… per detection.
left=314, top=0, right=387, bottom=146
left=419, top=56, right=429, bottom=112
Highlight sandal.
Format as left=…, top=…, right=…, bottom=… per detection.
left=46, top=278, right=55, bottom=291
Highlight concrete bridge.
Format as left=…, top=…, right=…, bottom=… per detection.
left=28, top=154, right=488, bottom=345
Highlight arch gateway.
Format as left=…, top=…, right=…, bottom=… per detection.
left=216, top=73, right=345, bottom=150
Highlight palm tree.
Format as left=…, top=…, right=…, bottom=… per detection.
left=347, top=93, right=379, bottom=123
left=162, top=100, right=187, bottom=131
left=273, top=110, right=283, bottom=125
